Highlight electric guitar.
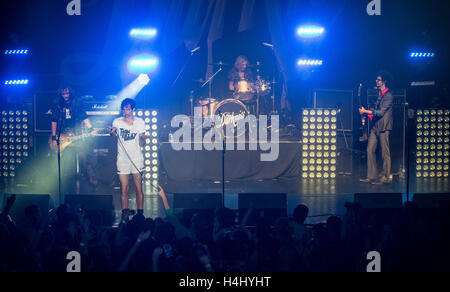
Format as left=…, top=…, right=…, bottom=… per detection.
left=49, top=128, right=109, bottom=152
left=358, top=84, right=369, bottom=142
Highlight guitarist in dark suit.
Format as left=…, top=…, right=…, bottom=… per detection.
left=359, top=73, right=394, bottom=185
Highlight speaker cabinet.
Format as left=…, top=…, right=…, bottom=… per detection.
left=314, top=89, right=353, bottom=131
left=34, top=91, right=57, bottom=133
left=173, top=193, right=222, bottom=209
left=354, top=193, right=403, bottom=209
left=65, top=194, right=114, bottom=226
left=413, top=193, right=450, bottom=209
left=7, top=194, right=52, bottom=227
left=238, top=193, right=287, bottom=225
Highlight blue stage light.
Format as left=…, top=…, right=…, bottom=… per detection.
left=128, top=55, right=159, bottom=74
left=137, top=74, right=150, bottom=86
left=297, top=59, right=323, bottom=67
left=4, top=49, right=29, bottom=55
left=410, top=51, right=435, bottom=58
left=296, top=25, right=325, bottom=38
left=3, top=79, right=29, bottom=86
left=130, top=28, right=158, bottom=39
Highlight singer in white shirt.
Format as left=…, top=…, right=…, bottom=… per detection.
left=108, top=98, right=151, bottom=220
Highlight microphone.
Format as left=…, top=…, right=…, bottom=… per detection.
left=190, top=46, right=201, bottom=55
left=262, top=42, right=274, bottom=48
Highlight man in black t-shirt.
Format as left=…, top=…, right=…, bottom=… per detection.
left=49, top=86, right=94, bottom=197
left=50, top=87, right=92, bottom=146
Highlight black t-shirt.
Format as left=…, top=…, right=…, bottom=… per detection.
left=51, top=98, right=88, bottom=135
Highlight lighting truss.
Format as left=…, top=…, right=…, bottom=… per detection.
left=301, top=109, right=338, bottom=179
left=136, top=109, right=159, bottom=189
left=0, top=108, right=32, bottom=178
left=415, top=109, right=450, bottom=178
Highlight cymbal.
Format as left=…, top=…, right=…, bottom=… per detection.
left=208, top=62, right=230, bottom=66
left=192, top=79, right=205, bottom=83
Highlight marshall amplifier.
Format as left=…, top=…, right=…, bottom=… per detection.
left=34, top=94, right=121, bottom=132
left=83, top=101, right=120, bottom=129
left=83, top=101, right=120, bottom=116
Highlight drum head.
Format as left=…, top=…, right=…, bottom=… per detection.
left=234, top=80, right=255, bottom=101
left=213, top=99, right=249, bottom=133
left=197, top=98, right=216, bottom=105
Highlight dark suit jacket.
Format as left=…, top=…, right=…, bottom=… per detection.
left=371, top=90, right=393, bottom=134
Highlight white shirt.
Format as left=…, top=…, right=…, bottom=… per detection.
left=112, top=117, right=145, bottom=163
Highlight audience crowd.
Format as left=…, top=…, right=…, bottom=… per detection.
left=1, top=188, right=449, bottom=272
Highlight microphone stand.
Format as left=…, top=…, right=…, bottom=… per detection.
left=256, top=61, right=261, bottom=116
left=202, top=66, right=223, bottom=100
left=217, top=110, right=225, bottom=208
left=56, top=116, right=65, bottom=206
left=404, top=102, right=410, bottom=201
left=189, top=64, right=221, bottom=118
left=264, top=43, right=278, bottom=114
left=172, top=49, right=199, bottom=87
left=222, top=125, right=225, bottom=208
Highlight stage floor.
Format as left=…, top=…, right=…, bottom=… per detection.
left=123, top=175, right=449, bottom=224
left=3, top=172, right=449, bottom=225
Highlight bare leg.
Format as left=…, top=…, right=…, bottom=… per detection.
left=119, top=174, right=130, bottom=210
left=132, top=172, right=144, bottom=211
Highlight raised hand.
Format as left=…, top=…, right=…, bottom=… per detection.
left=137, top=230, right=151, bottom=243
left=156, top=185, right=166, bottom=199
left=106, top=126, right=118, bottom=136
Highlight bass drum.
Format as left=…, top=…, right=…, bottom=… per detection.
left=197, top=98, right=218, bottom=118
left=213, top=99, right=249, bottom=138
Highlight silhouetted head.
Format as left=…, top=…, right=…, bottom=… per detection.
left=293, top=204, right=309, bottom=224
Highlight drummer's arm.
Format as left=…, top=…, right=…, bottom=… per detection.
left=228, top=81, right=235, bottom=91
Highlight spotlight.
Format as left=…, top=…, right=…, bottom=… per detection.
left=128, top=55, right=159, bottom=75
left=410, top=51, right=435, bottom=58
left=415, top=108, right=450, bottom=178
left=4, top=49, right=29, bottom=55
left=297, top=59, right=323, bottom=67
left=117, top=73, right=152, bottom=100
left=129, top=28, right=158, bottom=39
left=296, top=25, right=325, bottom=38
left=137, top=74, right=150, bottom=86
left=0, top=107, right=31, bottom=179
left=301, top=108, right=338, bottom=179
left=140, top=109, right=159, bottom=190
left=4, top=79, right=29, bottom=86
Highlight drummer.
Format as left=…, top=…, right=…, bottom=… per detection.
left=227, top=55, right=254, bottom=93
left=228, top=55, right=257, bottom=112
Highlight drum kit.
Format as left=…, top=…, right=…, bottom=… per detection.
left=193, top=61, right=276, bottom=123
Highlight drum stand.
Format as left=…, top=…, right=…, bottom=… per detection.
left=271, top=77, right=277, bottom=115
left=189, top=90, right=194, bottom=117
left=202, top=66, right=223, bottom=100
left=264, top=43, right=278, bottom=115
left=56, top=118, right=65, bottom=205
left=256, top=61, right=261, bottom=116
